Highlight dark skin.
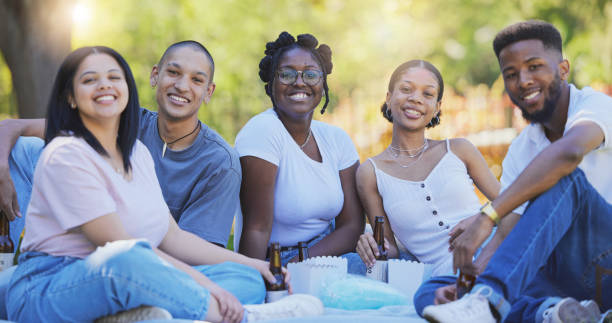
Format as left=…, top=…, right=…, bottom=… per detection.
left=449, top=39, right=605, bottom=280
left=355, top=67, right=500, bottom=270
left=239, top=47, right=364, bottom=261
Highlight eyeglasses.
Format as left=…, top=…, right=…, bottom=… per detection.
left=277, top=67, right=323, bottom=86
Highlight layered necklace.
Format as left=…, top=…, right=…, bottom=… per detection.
left=160, top=121, right=201, bottom=158
left=387, top=138, right=429, bottom=168
left=299, top=128, right=312, bottom=149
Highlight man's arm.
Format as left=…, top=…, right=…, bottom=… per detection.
left=471, top=212, right=520, bottom=273
left=0, top=118, right=45, bottom=220
left=491, top=121, right=604, bottom=219
left=452, top=121, right=605, bottom=273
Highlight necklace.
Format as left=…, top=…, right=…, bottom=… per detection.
left=299, top=129, right=312, bottom=149
left=388, top=139, right=429, bottom=168
left=388, top=138, right=428, bottom=158
left=161, top=121, right=201, bottom=158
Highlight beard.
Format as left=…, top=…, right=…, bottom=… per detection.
left=510, top=74, right=562, bottom=124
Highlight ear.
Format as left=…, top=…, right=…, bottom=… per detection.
left=558, top=59, right=570, bottom=81
left=68, top=96, right=77, bottom=109
left=435, top=100, right=442, bottom=115
left=203, top=82, right=216, bottom=104
left=385, top=91, right=392, bottom=107
left=150, top=65, right=160, bottom=87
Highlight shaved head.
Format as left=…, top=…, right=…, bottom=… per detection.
left=158, top=40, right=215, bottom=81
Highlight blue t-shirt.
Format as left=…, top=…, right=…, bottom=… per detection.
left=138, top=108, right=241, bottom=246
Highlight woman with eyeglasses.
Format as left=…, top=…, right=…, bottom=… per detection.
left=6, top=46, right=323, bottom=323
left=353, top=60, right=503, bottom=314
left=235, top=32, right=364, bottom=268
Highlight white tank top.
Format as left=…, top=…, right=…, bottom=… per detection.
left=369, top=139, right=481, bottom=276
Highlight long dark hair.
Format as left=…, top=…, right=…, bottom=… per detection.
left=45, top=46, right=140, bottom=173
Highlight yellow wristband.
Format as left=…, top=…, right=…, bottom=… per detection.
left=480, top=201, right=500, bottom=225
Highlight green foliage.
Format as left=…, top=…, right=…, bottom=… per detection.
left=2, top=0, right=611, bottom=141
left=0, top=55, right=16, bottom=118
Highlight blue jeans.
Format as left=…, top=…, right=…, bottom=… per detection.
left=0, top=137, right=44, bottom=319
left=414, top=270, right=561, bottom=321
left=7, top=240, right=265, bottom=322
left=470, top=169, right=612, bottom=323
left=414, top=229, right=502, bottom=316
left=7, top=137, right=44, bottom=246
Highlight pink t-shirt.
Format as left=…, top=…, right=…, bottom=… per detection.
left=21, top=136, right=170, bottom=258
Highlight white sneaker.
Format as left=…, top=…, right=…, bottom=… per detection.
left=542, top=298, right=601, bottom=323
left=244, top=294, right=324, bottom=321
left=95, top=306, right=173, bottom=323
left=600, top=309, right=612, bottom=323
left=422, top=288, right=497, bottom=323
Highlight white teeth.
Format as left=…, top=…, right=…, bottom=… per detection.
left=290, top=93, right=308, bottom=99
left=524, top=91, right=540, bottom=100
left=404, top=109, right=421, bottom=117
left=95, top=95, right=114, bottom=102
left=169, top=95, right=188, bottom=103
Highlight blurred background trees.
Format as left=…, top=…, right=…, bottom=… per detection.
left=1, top=0, right=611, bottom=174
left=0, top=0, right=73, bottom=118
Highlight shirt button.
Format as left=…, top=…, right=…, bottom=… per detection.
left=446, top=225, right=450, bottom=229
left=433, top=210, right=438, bottom=215
left=438, top=221, right=444, bottom=226
left=421, top=183, right=425, bottom=188
left=426, top=196, right=431, bottom=201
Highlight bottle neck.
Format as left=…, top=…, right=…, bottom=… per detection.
left=374, top=223, right=384, bottom=245
left=0, top=215, right=9, bottom=236
left=270, top=250, right=282, bottom=273
left=298, top=248, right=308, bottom=262
left=373, top=218, right=387, bottom=260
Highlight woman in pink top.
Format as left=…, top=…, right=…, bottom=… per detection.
left=7, top=46, right=320, bottom=323
left=354, top=60, right=504, bottom=315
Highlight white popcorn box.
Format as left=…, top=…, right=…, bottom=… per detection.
left=387, top=259, right=425, bottom=299
left=365, top=260, right=388, bottom=282
left=287, top=256, right=347, bottom=296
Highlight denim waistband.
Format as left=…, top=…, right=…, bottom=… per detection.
left=267, top=224, right=332, bottom=255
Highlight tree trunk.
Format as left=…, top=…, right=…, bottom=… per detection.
left=0, top=0, right=73, bottom=118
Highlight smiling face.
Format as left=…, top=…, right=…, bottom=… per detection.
left=386, top=67, right=441, bottom=130
left=272, top=47, right=324, bottom=120
left=498, top=39, right=569, bottom=123
left=150, top=46, right=216, bottom=122
left=71, top=53, right=129, bottom=127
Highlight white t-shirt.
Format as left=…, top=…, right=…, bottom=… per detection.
left=21, top=136, right=170, bottom=258
left=501, top=84, right=612, bottom=215
left=235, top=108, right=359, bottom=246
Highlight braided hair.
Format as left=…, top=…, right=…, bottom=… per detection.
left=259, top=32, right=333, bottom=114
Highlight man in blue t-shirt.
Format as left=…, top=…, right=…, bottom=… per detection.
left=0, top=41, right=240, bottom=248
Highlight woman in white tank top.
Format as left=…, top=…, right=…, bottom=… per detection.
left=355, top=60, right=502, bottom=295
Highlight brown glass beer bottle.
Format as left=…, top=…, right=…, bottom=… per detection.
left=456, top=271, right=476, bottom=298
left=297, top=241, right=309, bottom=262
left=373, top=216, right=387, bottom=260
left=0, top=211, right=15, bottom=271
left=265, top=242, right=288, bottom=302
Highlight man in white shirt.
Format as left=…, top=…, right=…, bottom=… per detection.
left=423, top=20, right=612, bottom=323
